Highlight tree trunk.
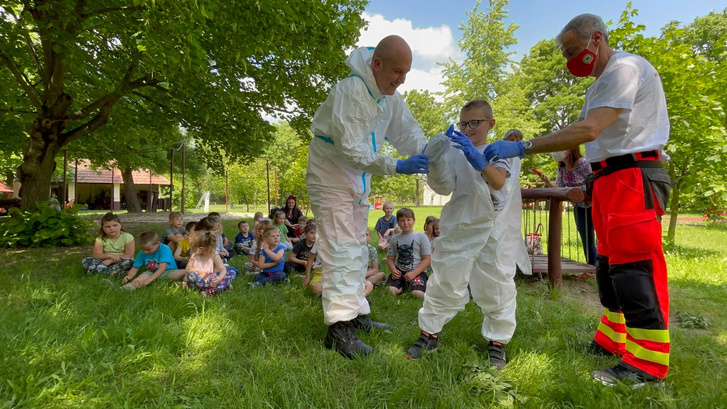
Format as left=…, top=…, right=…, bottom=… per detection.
left=17, top=116, right=68, bottom=210
left=666, top=162, right=681, bottom=245
left=121, top=167, right=143, bottom=213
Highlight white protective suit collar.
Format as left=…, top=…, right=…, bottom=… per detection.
left=346, top=47, right=387, bottom=101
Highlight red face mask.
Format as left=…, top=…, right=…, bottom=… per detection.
left=567, top=38, right=598, bottom=77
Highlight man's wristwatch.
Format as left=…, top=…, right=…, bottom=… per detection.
left=521, top=140, right=532, bottom=155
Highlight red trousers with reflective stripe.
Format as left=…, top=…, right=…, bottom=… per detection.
left=591, top=166, right=670, bottom=379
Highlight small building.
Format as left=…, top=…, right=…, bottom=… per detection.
left=420, top=178, right=451, bottom=206
left=0, top=181, right=13, bottom=199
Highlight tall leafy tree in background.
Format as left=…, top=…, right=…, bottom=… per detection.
left=0, top=0, right=366, bottom=210
left=441, top=0, right=518, bottom=116
left=403, top=90, right=449, bottom=137
left=494, top=38, right=593, bottom=184
left=610, top=5, right=727, bottom=243
left=264, top=122, right=308, bottom=205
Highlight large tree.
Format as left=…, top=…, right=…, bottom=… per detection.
left=494, top=38, right=593, bottom=183
left=610, top=6, right=727, bottom=242
left=440, top=0, right=518, bottom=116
left=0, top=0, right=366, bottom=210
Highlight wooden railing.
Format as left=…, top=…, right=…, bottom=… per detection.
left=521, top=186, right=588, bottom=288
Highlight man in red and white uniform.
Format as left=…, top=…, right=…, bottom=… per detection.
left=484, top=13, right=671, bottom=388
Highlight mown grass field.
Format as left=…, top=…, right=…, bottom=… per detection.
left=1, top=209, right=725, bottom=408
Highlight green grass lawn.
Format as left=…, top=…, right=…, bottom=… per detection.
left=1, top=213, right=726, bottom=408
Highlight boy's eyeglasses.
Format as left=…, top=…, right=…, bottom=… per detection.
left=457, top=119, right=491, bottom=130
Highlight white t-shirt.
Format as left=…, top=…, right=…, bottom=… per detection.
left=579, top=51, right=670, bottom=162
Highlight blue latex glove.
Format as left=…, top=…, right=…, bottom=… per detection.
left=484, top=140, right=525, bottom=162
left=445, top=124, right=489, bottom=172
left=396, top=154, right=429, bottom=174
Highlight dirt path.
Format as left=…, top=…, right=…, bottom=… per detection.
left=82, top=211, right=255, bottom=228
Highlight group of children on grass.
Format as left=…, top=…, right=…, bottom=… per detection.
left=81, top=204, right=441, bottom=299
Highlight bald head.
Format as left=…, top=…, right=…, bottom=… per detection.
left=373, top=35, right=412, bottom=62
left=370, top=35, right=412, bottom=95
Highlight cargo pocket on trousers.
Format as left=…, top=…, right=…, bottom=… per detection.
left=607, top=209, right=661, bottom=264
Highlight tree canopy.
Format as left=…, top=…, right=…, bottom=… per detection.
left=0, top=0, right=366, bottom=209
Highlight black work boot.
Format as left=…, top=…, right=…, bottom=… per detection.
left=324, top=321, right=374, bottom=359
left=589, top=340, right=617, bottom=357
left=593, top=363, right=664, bottom=389
left=351, top=314, right=392, bottom=333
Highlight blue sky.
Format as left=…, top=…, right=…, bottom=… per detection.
left=360, top=0, right=725, bottom=94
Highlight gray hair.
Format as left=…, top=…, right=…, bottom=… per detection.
left=555, top=14, right=609, bottom=47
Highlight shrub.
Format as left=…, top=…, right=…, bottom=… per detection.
left=0, top=201, right=95, bottom=248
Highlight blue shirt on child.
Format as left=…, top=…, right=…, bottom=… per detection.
left=235, top=232, right=255, bottom=247
left=132, top=243, right=178, bottom=271
left=262, top=243, right=286, bottom=273
left=374, top=215, right=397, bottom=238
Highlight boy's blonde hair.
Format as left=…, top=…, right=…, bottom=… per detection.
left=383, top=200, right=394, bottom=209
left=139, top=231, right=159, bottom=246
left=263, top=226, right=279, bottom=239
left=169, top=211, right=183, bottom=221
left=462, top=99, right=493, bottom=118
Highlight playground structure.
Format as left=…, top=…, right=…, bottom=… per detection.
left=521, top=186, right=596, bottom=288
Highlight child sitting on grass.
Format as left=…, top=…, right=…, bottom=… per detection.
left=207, top=216, right=235, bottom=263
left=82, top=212, right=135, bottom=275
left=386, top=208, right=431, bottom=298
left=284, top=223, right=316, bottom=277
left=251, top=227, right=287, bottom=286
left=375, top=201, right=397, bottom=251
left=163, top=211, right=185, bottom=254
left=185, top=229, right=236, bottom=296
left=104, top=231, right=178, bottom=291
left=272, top=210, right=294, bottom=250
left=245, top=219, right=272, bottom=275
left=364, top=228, right=386, bottom=296
left=234, top=220, right=255, bottom=255
left=291, top=216, right=308, bottom=242
left=173, top=221, right=196, bottom=269
left=303, top=242, right=324, bottom=296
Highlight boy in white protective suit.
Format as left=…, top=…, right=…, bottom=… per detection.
left=306, top=35, right=444, bottom=359
left=499, top=129, right=532, bottom=277
left=406, top=100, right=517, bottom=370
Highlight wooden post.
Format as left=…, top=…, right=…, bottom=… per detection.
left=521, top=186, right=586, bottom=288
left=110, top=166, right=114, bottom=210
left=266, top=159, right=271, bottom=214
left=181, top=141, right=186, bottom=214
left=170, top=148, right=174, bottom=214
left=273, top=168, right=278, bottom=208
left=547, top=198, right=563, bottom=288
left=74, top=158, right=78, bottom=204
left=148, top=170, right=153, bottom=212
left=225, top=171, right=229, bottom=213
left=62, top=150, right=68, bottom=207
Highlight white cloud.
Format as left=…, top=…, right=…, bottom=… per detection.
left=398, top=66, right=447, bottom=97
left=358, top=12, right=459, bottom=63
left=357, top=12, right=460, bottom=95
